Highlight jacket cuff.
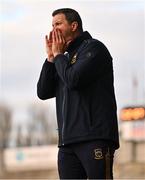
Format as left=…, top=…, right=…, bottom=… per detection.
left=44, top=58, right=55, bottom=65
left=42, top=59, right=56, bottom=73
left=53, top=54, right=66, bottom=63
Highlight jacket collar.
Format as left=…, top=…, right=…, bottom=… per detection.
left=66, top=31, right=92, bottom=54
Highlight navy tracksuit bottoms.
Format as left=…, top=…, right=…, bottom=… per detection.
left=58, top=140, right=115, bottom=179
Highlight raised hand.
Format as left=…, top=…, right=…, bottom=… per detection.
left=45, top=31, right=54, bottom=62
left=52, top=29, right=67, bottom=57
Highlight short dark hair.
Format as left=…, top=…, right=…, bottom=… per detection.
left=52, top=8, right=83, bottom=33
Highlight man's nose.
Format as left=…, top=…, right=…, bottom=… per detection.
left=52, top=26, right=58, bottom=30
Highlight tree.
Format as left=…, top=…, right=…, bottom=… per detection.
left=27, top=101, right=57, bottom=146
left=0, top=104, right=12, bottom=176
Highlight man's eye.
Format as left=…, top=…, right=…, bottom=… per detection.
left=56, top=23, right=61, bottom=26
left=52, top=22, right=62, bottom=28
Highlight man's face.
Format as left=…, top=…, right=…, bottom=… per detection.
left=52, top=13, right=74, bottom=42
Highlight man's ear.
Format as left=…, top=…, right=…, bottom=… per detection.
left=71, top=21, right=78, bottom=32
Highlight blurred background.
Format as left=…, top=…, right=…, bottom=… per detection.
left=0, top=0, right=145, bottom=179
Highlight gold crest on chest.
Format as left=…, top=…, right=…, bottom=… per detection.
left=70, top=53, right=77, bottom=64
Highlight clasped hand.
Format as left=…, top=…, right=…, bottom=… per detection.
left=45, top=29, right=67, bottom=62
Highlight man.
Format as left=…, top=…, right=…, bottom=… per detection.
left=37, top=8, right=119, bottom=179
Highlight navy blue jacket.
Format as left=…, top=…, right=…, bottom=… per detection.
left=37, top=31, right=119, bottom=149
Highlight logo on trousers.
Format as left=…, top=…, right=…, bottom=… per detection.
left=94, top=148, right=103, bottom=159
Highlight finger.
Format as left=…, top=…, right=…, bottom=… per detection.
left=49, top=31, right=52, bottom=41
left=54, top=29, right=59, bottom=43
left=45, top=35, right=48, bottom=40
left=58, top=29, right=65, bottom=43
left=45, top=35, right=48, bottom=44
left=56, top=29, right=62, bottom=42
left=52, top=30, right=56, bottom=42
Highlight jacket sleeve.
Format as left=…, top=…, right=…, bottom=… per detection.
left=53, top=40, right=112, bottom=89
left=37, top=59, right=57, bottom=100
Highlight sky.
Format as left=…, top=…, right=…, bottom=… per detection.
left=0, top=0, right=145, bottom=119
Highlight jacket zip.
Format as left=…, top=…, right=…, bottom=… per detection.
left=61, top=87, right=66, bottom=145
left=61, top=52, right=69, bottom=146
